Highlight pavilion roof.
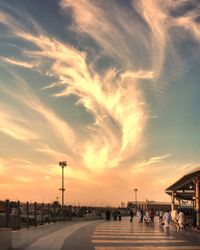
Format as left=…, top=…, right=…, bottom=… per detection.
left=165, top=168, right=200, bottom=200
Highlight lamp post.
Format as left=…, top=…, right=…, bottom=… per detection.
left=133, top=188, right=138, bottom=206
left=59, top=161, right=67, bottom=207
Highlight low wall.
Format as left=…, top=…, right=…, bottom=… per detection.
left=0, top=228, right=12, bottom=250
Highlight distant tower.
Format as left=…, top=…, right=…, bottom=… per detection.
left=59, top=161, right=67, bottom=207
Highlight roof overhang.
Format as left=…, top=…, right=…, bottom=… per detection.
left=165, top=168, right=200, bottom=200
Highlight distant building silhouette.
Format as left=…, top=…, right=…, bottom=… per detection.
left=127, top=200, right=171, bottom=211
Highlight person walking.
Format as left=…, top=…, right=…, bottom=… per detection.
left=117, top=209, right=122, bottom=221
left=149, top=209, right=155, bottom=222
left=144, top=210, right=150, bottom=225
left=140, top=209, right=143, bottom=222
left=177, top=210, right=185, bottom=230
left=163, top=210, right=171, bottom=228
left=105, top=209, right=111, bottom=220
left=159, top=209, right=163, bottom=222
left=113, top=210, right=117, bottom=220
left=137, top=208, right=143, bottom=223
left=130, top=208, right=134, bottom=222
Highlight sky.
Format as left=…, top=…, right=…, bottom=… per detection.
left=0, top=0, right=200, bottom=206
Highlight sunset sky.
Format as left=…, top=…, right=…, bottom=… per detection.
left=0, top=0, right=200, bottom=206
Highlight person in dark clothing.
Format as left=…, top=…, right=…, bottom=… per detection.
left=113, top=210, right=117, bottom=220
left=106, top=209, right=111, bottom=220
left=191, top=210, right=197, bottom=227
left=140, top=209, right=143, bottom=223
left=118, top=209, right=122, bottom=221
left=130, top=208, right=134, bottom=222
left=149, top=209, right=155, bottom=222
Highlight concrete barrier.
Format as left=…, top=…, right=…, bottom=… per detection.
left=0, top=228, right=12, bottom=250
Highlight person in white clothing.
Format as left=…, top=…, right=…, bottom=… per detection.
left=163, top=210, right=171, bottom=228
left=137, top=209, right=143, bottom=223
left=177, top=210, right=185, bottom=230
left=144, top=210, right=150, bottom=225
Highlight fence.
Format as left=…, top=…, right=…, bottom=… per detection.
left=0, top=200, right=104, bottom=230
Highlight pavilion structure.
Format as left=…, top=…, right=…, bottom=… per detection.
left=165, top=168, right=200, bottom=227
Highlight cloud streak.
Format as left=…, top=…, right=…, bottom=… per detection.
left=0, top=109, right=40, bottom=141
left=1, top=57, right=35, bottom=68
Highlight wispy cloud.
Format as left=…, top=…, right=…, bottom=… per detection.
left=10, top=30, right=147, bottom=170
left=1, top=57, right=35, bottom=68
left=0, top=109, right=40, bottom=141
left=14, top=176, right=33, bottom=183
left=173, top=12, right=200, bottom=42
left=133, top=0, right=170, bottom=73
left=59, top=0, right=153, bottom=70
left=1, top=76, right=77, bottom=156
left=176, top=162, right=200, bottom=175
left=143, top=154, right=171, bottom=166
left=121, top=70, right=156, bottom=80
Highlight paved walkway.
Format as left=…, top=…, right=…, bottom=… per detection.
left=12, top=217, right=200, bottom=250
left=92, top=217, right=200, bottom=250
left=12, top=220, right=96, bottom=249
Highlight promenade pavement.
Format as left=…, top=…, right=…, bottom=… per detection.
left=11, top=217, right=200, bottom=250
left=12, top=220, right=96, bottom=250
left=91, top=217, right=200, bottom=250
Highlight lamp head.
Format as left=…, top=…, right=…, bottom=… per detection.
left=59, top=161, right=67, bottom=167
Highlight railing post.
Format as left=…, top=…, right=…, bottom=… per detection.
left=53, top=204, right=56, bottom=223
left=34, top=202, right=37, bottom=227
left=26, top=202, right=29, bottom=228
left=41, top=203, right=44, bottom=225
left=5, top=199, right=10, bottom=228
left=47, top=203, right=50, bottom=224
left=17, top=200, right=21, bottom=230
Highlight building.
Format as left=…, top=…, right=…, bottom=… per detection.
left=165, top=168, right=200, bottom=227
left=127, top=200, right=171, bottom=211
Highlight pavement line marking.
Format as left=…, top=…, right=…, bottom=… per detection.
left=95, top=229, right=159, bottom=230
left=92, top=236, right=175, bottom=239
left=94, top=247, right=200, bottom=250
left=93, top=232, right=166, bottom=234
left=95, top=230, right=163, bottom=232
left=92, top=239, right=187, bottom=243
left=25, top=221, right=95, bottom=250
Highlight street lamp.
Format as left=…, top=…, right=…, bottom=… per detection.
left=133, top=188, right=138, bottom=206
left=59, top=161, right=67, bottom=207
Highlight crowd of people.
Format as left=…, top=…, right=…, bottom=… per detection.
left=105, top=207, right=192, bottom=231
left=105, top=208, right=122, bottom=221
